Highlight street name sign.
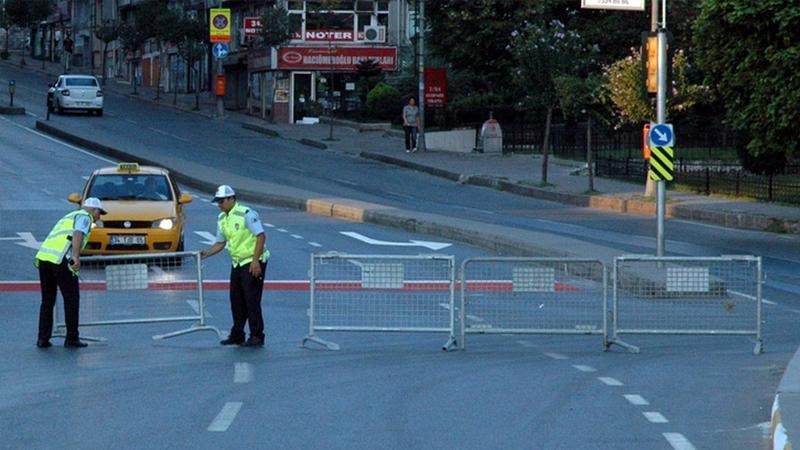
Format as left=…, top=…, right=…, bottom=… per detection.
left=581, top=0, right=645, bottom=11
left=649, top=123, right=674, bottom=147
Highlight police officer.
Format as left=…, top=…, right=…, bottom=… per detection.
left=35, top=197, right=107, bottom=348
left=200, top=185, right=269, bottom=347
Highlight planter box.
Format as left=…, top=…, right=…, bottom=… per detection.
left=425, top=128, right=476, bottom=153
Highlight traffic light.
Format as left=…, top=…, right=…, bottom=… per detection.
left=640, top=31, right=673, bottom=99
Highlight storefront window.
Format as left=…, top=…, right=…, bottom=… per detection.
left=357, top=14, right=372, bottom=32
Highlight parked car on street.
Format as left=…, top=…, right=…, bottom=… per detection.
left=68, top=163, right=192, bottom=255
left=48, top=74, right=104, bottom=116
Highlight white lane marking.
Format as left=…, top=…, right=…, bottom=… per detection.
left=624, top=394, right=650, bottom=406
left=449, top=204, right=496, bottom=215
left=147, top=127, right=189, bottom=142
left=207, top=402, right=242, bottom=432
left=340, top=231, right=452, bottom=251
left=729, top=290, right=774, bottom=305
left=247, top=156, right=266, bottom=163
left=309, top=242, right=322, bottom=247
left=150, top=265, right=166, bottom=276
left=124, top=118, right=139, bottom=125
left=263, top=223, right=275, bottom=228
left=200, top=198, right=211, bottom=203
left=643, top=412, right=668, bottom=423
left=466, top=314, right=484, bottom=322
left=0, top=237, right=22, bottom=241
left=194, top=231, right=217, bottom=246
left=543, top=352, right=568, bottom=360
left=333, top=178, right=359, bottom=187
left=290, top=234, right=304, bottom=240
left=276, top=228, right=288, bottom=233
left=790, top=309, right=800, bottom=314
left=0, top=116, right=116, bottom=163
left=41, top=188, right=53, bottom=195
left=185, top=300, right=212, bottom=318
left=234, top=363, right=253, bottom=384
left=598, top=377, right=623, bottom=386
left=386, top=191, right=415, bottom=200
left=516, top=340, right=535, bottom=347
left=438, top=303, right=451, bottom=311
left=572, top=365, right=597, bottom=372
left=673, top=219, right=756, bottom=234
left=663, top=432, right=696, bottom=450
left=286, top=166, right=305, bottom=173
left=26, top=111, right=38, bottom=118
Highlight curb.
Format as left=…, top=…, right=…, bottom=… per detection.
left=772, top=396, right=791, bottom=450
left=360, top=151, right=800, bottom=234
left=242, top=122, right=280, bottom=137
left=0, top=106, right=25, bottom=115
left=299, top=138, right=327, bottom=150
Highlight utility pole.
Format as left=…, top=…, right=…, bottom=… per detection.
left=655, top=0, right=667, bottom=256
left=416, top=0, right=425, bottom=152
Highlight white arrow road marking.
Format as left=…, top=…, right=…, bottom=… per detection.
left=0, top=237, right=23, bottom=241
left=208, top=402, right=242, bottom=432
left=194, top=231, right=217, bottom=246
left=15, top=232, right=42, bottom=250
left=340, top=231, right=452, bottom=251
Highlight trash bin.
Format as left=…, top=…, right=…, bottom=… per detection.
left=480, top=118, right=503, bottom=154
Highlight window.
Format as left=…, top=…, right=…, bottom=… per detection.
left=88, top=175, right=173, bottom=201
left=66, top=78, right=98, bottom=87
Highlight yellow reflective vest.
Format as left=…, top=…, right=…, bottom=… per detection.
left=217, top=203, right=269, bottom=267
left=35, top=209, right=93, bottom=267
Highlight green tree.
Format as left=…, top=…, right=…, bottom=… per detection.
left=5, top=0, right=52, bottom=64
left=258, top=5, right=291, bottom=48
left=356, top=59, right=383, bottom=116
left=512, top=18, right=595, bottom=184
left=119, top=21, right=148, bottom=94
left=94, top=19, right=120, bottom=84
left=0, top=2, right=13, bottom=58
left=149, top=0, right=176, bottom=101
left=173, top=13, right=206, bottom=110
left=694, top=0, right=800, bottom=175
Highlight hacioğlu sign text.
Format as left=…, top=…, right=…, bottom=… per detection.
left=277, top=47, right=397, bottom=71
left=581, top=0, right=645, bottom=11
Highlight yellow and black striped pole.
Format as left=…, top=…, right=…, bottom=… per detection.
left=648, top=146, right=674, bottom=181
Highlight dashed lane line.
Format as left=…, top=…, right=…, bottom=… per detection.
left=598, top=377, right=624, bottom=386
left=663, top=432, right=696, bottom=450
left=543, top=352, right=569, bottom=360
left=207, top=402, right=242, bottom=432
left=572, top=365, right=597, bottom=372
left=147, top=126, right=189, bottom=142
left=276, top=228, right=288, bottom=233
left=263, top=223, right=275, bottom=228
left=643, top=412, right=669, bottom=423
left=234, top=363, right=253, bottom=384
left=290, top=234, right=304, bottom=240
left=309, top=242, right=322, bottom=247
left=624, top=394, right=650, bottom=406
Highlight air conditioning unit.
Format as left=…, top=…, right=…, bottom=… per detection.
left=363, top=25, right=386, bottom=43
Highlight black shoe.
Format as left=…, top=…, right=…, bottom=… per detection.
left=241, top=336, right=264, bottom=347
left=64, top=340, right=88, bottom=348
left=36, top=339, right=52, bottom=348
left=220, top=337, right=245, bottom=346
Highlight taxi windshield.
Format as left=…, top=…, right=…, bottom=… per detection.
left=88, top=174, right=173, bottom=201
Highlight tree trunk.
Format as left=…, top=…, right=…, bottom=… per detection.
left=193, top=67, right=200, bottom=111
left=154, top=43, right=161, bottom=101
left=541, top=106, right=553, bottom=185
left=587, top=115, right=594, bottom=192
left=101, top=42, right=108, bottom=85
left=132, top=60, right=139, bottom=94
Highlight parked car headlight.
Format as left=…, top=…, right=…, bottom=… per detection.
left=154, top=218, right=174, bottom=230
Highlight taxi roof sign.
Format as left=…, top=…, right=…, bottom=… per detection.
left=117, top=162, right=140, bottom=172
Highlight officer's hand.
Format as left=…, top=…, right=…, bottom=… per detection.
left=70, top=258, right=81, bottom=272
left=249, top=260, right=262, bottom=278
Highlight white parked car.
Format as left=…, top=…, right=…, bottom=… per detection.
left=48, top=75, right=104, bottom=116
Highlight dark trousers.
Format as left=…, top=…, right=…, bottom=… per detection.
left=404, top=126, right=418, bottom=150
left=228, top=260, right=267, bottom=340
left=38, top=259, right=80, bottom=341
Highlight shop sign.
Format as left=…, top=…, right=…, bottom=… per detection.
left=278, top=47, right=397, bottom=71
left=293, top=29, right=356, bottom=42
left=244, top=18, right=263, bottom=37
left=424, top=68, right=447, bottom=106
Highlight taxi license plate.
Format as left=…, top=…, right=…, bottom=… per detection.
left=109, top=235, right=145, bottom=245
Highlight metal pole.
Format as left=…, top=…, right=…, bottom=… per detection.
left=417, top=0, right=426, bottom=152
left=655, top=0, right=667, bottom=257
left=216, top=59, right=224, bottom=118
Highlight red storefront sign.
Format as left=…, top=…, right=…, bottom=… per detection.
left=424, top=67, right=448, bottom=106
left=244, top=18, right=263, bottom=37
left=278, top=47, right=397, bottom=71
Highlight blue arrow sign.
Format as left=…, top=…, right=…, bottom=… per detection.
left=212, top=42, right=229, bottom=59
left=649, top=123, right=674, bottom=147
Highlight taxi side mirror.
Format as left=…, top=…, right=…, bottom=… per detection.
left=179, top=193, right=193, bottom=204
left=67, top=193, right=81, bottom=204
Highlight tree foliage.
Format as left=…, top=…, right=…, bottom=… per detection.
left=694, top=0, right=800, bottom=174
left=258, top=5, right=291, bottom=48
left=5, top=0, right=52, bottom=28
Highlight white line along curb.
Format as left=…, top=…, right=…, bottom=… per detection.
left=772, top=395, right=791, bottom=450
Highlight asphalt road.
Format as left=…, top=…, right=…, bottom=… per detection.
left=0, top=63, right=797, bottom=449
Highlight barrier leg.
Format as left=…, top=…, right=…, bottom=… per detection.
left=301, top=334, right=340, bottom=351
left=442, top=335, right=457, bottom=352
left=152, top=323, right=223, bottom=341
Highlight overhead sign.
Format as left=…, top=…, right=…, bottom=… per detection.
left=209, top=8, right=231, bottom=43
left=277, top=47, right=397, bottom=71
left=424, top=68, right=447, bottom=107
left=649, top=123, right=674, bottom=147
left=212, top=42, right=229, bottom=59
left=648, top=146, right=674, bottom=181
left=581, top=0, right=645, bottom=11
left=244, top=17, right=263, bottom=37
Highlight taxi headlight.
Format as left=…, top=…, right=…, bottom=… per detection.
left=92, top=221, right=103, bottom=229
left=154, top=218, right=174, bottom=230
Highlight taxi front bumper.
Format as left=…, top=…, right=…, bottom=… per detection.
left=83, top=227, right=182, bottom=255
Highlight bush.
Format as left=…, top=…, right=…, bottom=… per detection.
left=0, top=50, right=9, bottom=60
left=366, top=82, right=401, bottom=121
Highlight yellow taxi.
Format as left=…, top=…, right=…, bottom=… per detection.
left=68, top=163, right=192, bottom=255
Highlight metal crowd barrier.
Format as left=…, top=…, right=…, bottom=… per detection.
left=609, top=255, right=762, bottom=354
left=54, top=251, right=222, bottom=341
left=301, top=253, right=457, bottom=351
left=460, top=258, right=608, bottom=350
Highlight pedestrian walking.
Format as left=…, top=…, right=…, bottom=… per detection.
left=403, top=97, right=420, bottom=153
left=35, top=198, right=107, bottom=348
left=200, top=185, right=270, bottom=347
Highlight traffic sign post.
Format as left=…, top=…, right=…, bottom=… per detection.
left=655, top=1, right=669, bottom=258
left=8, top=80, right=15, bottom=107
left=212, top=43, right=229, bottom=59
left=209, top=9, right=231, bottom=119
